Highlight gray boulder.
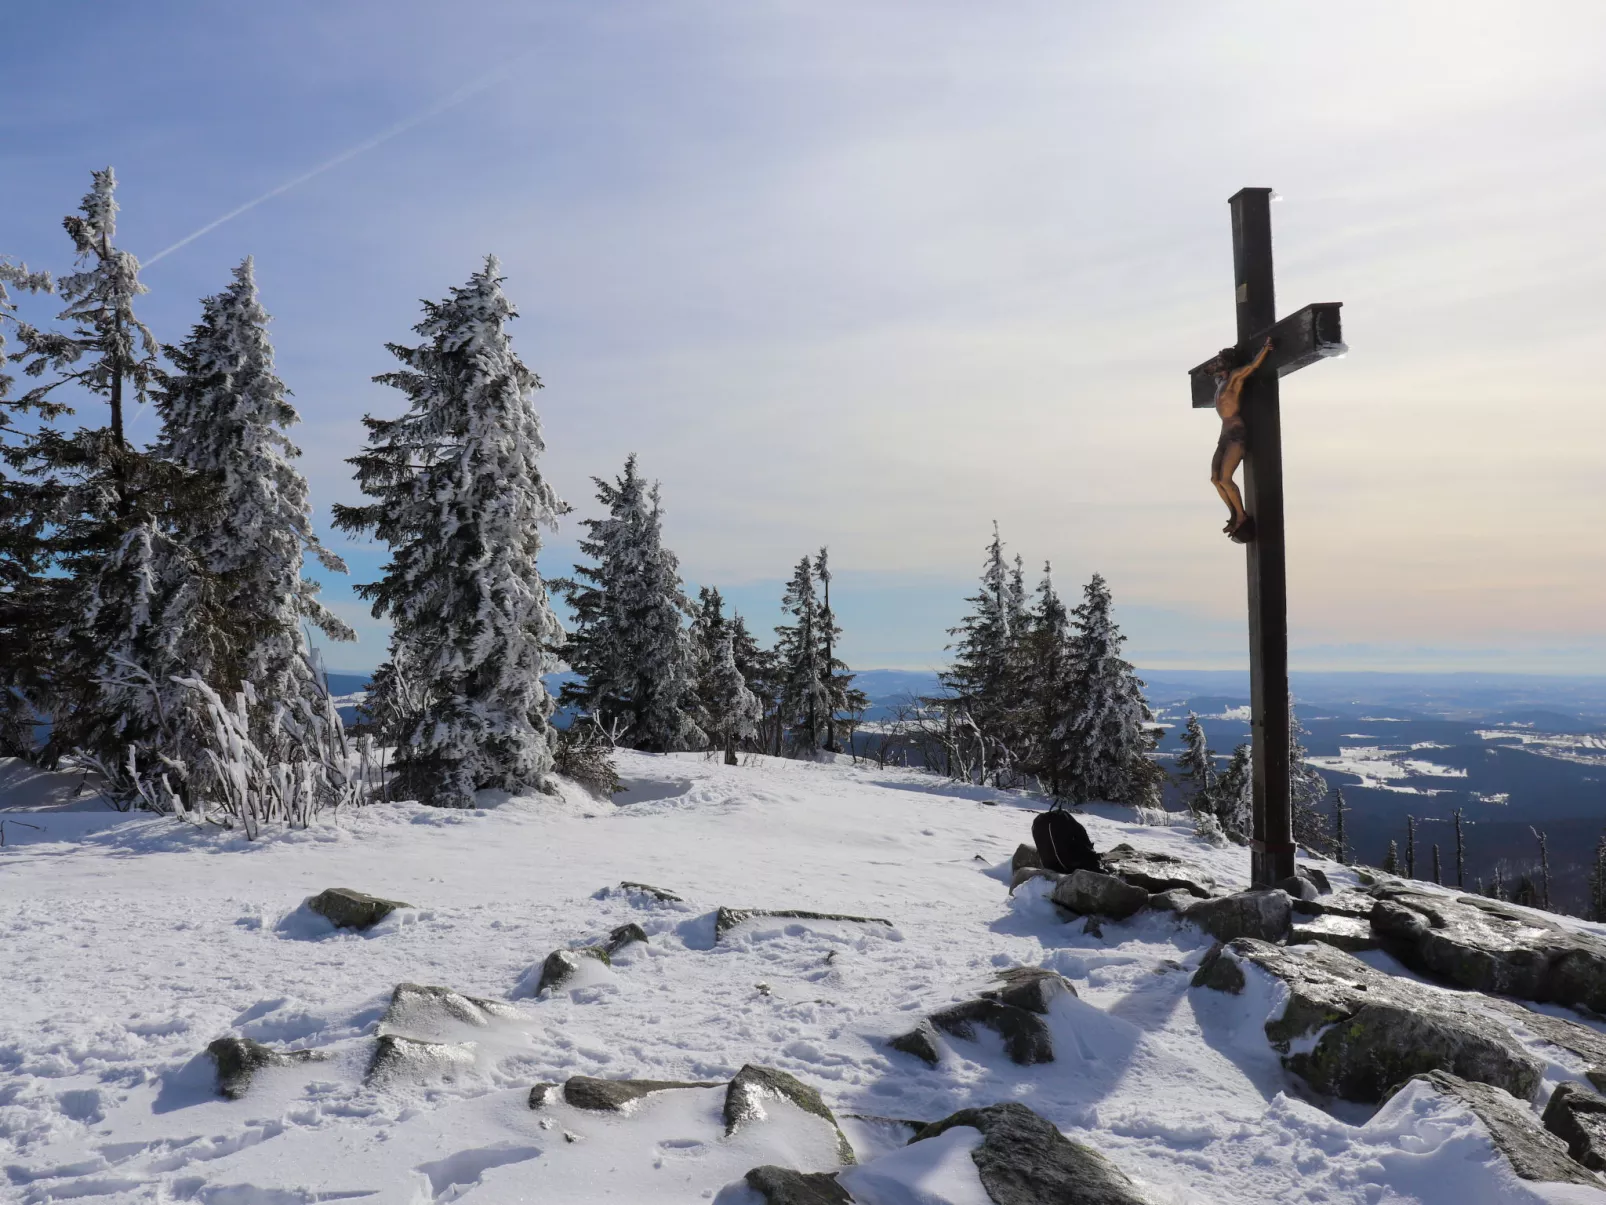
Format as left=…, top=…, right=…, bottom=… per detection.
left=1184, top=889, right=1291, bottom=943
left=618, top=881, right=683, bottom=902
left=306, top=887, right=410, bottom=931
left=1012, top=844, right=1043, bottom=873
left=535, top=946, right=610, bottom=994
left=981, top=967, right=1076, bottom=1014
left=563, top=1075, right=721, bottom=1112
left=912, top=1102, right=1157, bottom=1204
left=1051, top=870, right=1149, bottom=920
left=1274, top=875, right=1319, bottom=904
left=206, top=1036, right=322, bottom=1100
left=382, top=982, right=518, bottom=1031
left=929, top=999, right=1054, bottom=1066
left=725, top=1064, right=855, bottom=1165
left=741, top=1166, right=856, bottom=1204
left=1100, top=844, right=1216, bottom=897
left=365, top=1033, right=476, bottom=1085
left=604, top=922, right=649, bottom=955
left=1303, top=889, right=1378, bottom=920
left=1542, top=1081, right=1606, bottom=1172
left=1010, top=865, right=1060, bottom=894
left=1144, top=888, right=1198, bottom=914
left=1370, top=885, right=1606, bottom=1013
left=1395, top=1071, right=1600, bottom=1187
left=527, top=1082, right=560, bottom=1108
left=887, top=1021, right=943, bottom=1067
left=716, top=908, right=893, bottom=941
left=1296, top=865, right=1332, bottom=894
left=1192, top=938, right=1544, bottom=1103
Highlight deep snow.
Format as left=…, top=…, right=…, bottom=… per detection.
left=1, top=751, right=1603, bottom=1203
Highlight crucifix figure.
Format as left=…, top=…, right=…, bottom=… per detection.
left=1188, top=188, right=1345, bottom=887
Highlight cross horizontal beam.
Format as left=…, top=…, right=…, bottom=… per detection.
left=1189, top=301, right=1345, bottom=408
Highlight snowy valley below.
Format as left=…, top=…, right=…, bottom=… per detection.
left=4, top=752, right=1606, bottom=1204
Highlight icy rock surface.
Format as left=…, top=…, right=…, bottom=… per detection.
left=305, top=885, right=410, bottom=930
left=1371, top=884, right=1606, bottom=1011
left=1543, top=1081, right=1606, bottom=1172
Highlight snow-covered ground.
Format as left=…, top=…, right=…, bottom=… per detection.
left=1, top=752, right=1602, bottom=1203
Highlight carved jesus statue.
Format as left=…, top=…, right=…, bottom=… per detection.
left=1207, top=336, right=1274, bottom=543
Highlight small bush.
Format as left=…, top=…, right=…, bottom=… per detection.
left=553, top=722, right=621, bottom=797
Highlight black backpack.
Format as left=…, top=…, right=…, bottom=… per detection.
left=1031, top=805, right=1101, bottom=874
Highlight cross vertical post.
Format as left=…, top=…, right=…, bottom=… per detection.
left=1230, top=187, right=1294, bottom=887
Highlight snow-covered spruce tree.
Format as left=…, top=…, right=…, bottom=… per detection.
left=706, top=631, right=762, bottom=765
left=1049, top=573, right=1161, bottom=806
left=1215, top=742, right=1253, bottom=842
left=814, top=546, right=857, bottom=756
left=333, top=257, right=565, bottom=807
left=689, top=585, right=730, bottom=747
left=1589, top=832, right=1606, bottom=922
left=774, top=554, right=827, bottom=753
left=1290, top=703, right=1329, bottom=850
left=1176, top=712, right=1216, bottom=816
left=0, top=257, right=55, bottom=756
left=1018, top=562, right=1070, bottom=792
left=730, top=612, right=780, bottom=754
left=10, top=169, right=197, bottom=774
left=556, top=456, right=701, bottom=753
left=155, top=257, right=353, bottom=722
left=1382, top=840, right=1399, bottom=875
left=1332, top=787, right=1350, bottom=864
left=941, top=524, right=1019, bottom=766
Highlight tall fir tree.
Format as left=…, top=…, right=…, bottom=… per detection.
left=942, top=524, right=1016, bottom=748
left=1382, top=839, right=1400, bottom=875
left=1049, top=573, right=1159, bottom=805
left=688, top=585, right=730, bottom=746
left=556, top=455, right=701, bottom=752
left=814, top=547, right=855, bottom=755
left=1177, top=712, right=1217, bottom=816
left=10, top=169, right=203, bottom=774
left=334, top=257, right=565, bottom=806
left=1019, top=562, right=1070, bottom=792
left=0, top=257, right=55, bottom=756
left=774, top=554, right=827, bottom=753
left=1289, top=703, right=1329, bottom=850
left=1215, top=742, right=1253, bottom=842
left=705, top=631, right=762, bottom=765
left=1589, top=832, right=1606, bottom=923
left=1332, top=786, right=1349, bottom=864
left=156, top=257, right=353, bottom=722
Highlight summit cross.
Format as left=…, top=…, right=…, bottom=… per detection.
left=1188, top=187, right=1346, bottom=888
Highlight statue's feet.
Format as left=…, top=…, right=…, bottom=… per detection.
left=1229, top=515, right=1257, bottom=544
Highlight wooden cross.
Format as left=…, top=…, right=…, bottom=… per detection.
left=1188, top=188, right=1345, bottom=888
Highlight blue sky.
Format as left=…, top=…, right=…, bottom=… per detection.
left=5, top=1, right=1606, bottom=674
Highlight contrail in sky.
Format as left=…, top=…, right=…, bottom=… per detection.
left=143, top=61, right=521, bottom=267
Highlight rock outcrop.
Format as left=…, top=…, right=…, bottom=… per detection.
left=1100, top=844, right=1217, bottom=898
left=382, top=982, right=518, bottom=1031
left=1051, top=870, right=1149, bottom=920
left=887, top=1020, right=944, bottom=1067
left=1370, top=885, right=1606, bottom=1013
left=206, top=1036, right=322, bottom=1100
left=1183, top=889, right=1291, bottom=943
left=981, top=967, right=1077, bottom=1014
left=617, top=881, right=683, bottom=902
left=1289, top=914, right=1377, bottom=953
left=563, top=1075, right=721, bottom=1112
left=739, top=1165, right=856, bottom=1204
left=535, top=946, right=611, bottom=994
left=604, top=922, right=649, bottom=955
left=306, top=887, right=410, bottom=931
left=1012, top=844, right=1043, bottom=873
left=1192, top=938, right=1544, bottom=1103
left=1394, top=1071, right=1601, bottom=1187
left=725, top=1064, right=855, bottom=1165
left=1542, top=1081, right=1606, bottom=1172
left=365, top=1033, right=476, bottom=1085
left=911, top=1102, right=1157, bottom=1204
left=928, top=1000, right=1054, bottom=1066
left=715, top=907, right=893, bottom=941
